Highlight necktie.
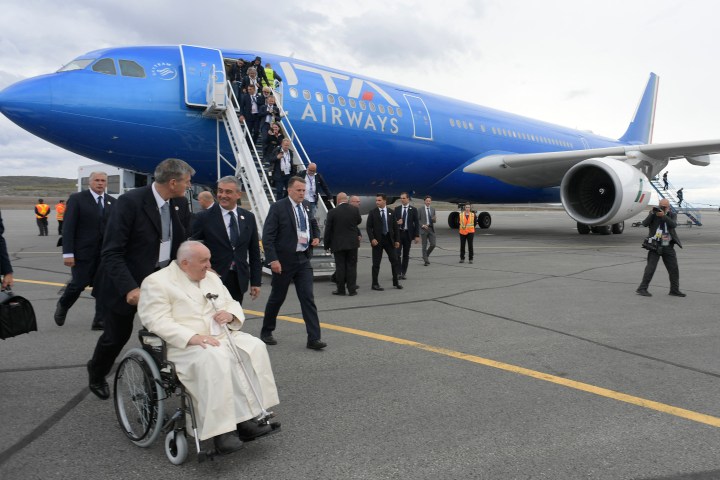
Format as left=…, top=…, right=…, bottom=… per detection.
left=296, top=204, right=307, bottom=232
left=97, top=195, right=103, bottom=212
left=426, top=207, right=431, bottom=224
left=381, top=209, right=388, bottom=235
left=228, top=211, right=239, bottom=248
left=402, top=207, right=408, bottom=230
left=160, top=202, right=170, bottom=241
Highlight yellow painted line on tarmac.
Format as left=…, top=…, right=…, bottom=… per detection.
left=245, top=308, right=720, bottom=428
left=15, top=280, right=720, bottom=428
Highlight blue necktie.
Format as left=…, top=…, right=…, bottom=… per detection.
left=296, top=204, right=307, bottom=231
left=402, top=207, right=408, bottom=230
left=228, top=211, right=239, bottom=248
left=381, top=209, right=388, bottom=235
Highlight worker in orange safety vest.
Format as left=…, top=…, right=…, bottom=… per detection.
left=458, top=203, right=475, bottom=264
left=35, top=198, right=50, bottom=236
left=55, top=199, right=66, bottom=235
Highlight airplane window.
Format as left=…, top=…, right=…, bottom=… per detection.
left=462, top=121, right=468, bottom=129
left=92, top=58, right=117, bottom=76
left=449, top=119, right=455, bottom=127
left=359, top=100, right=366, bottom=110
left=387, top=106, right=394, bottom=115
left=491, top=127, right=497, bottom=134
left=396, top=108, right=402, bottom=117
left=315, top=92, right=324, bottom=102
left=349, top=98, right=357, bottom=108
left=303, top=90, right=311, bottom=100
left=328, top=94, right=335, bottom=104
left=512, top=131, right=517, bottom=138
left=480, top=125, right=486, bottom=132
left=338, top=96, right=346, bottom=106
left=378, top=104, right=385, bottom=114
left=58, top=58, right=94, bottom=72
left=119, top=60, right=146, bottom=78
left=469, top=123, right=474, bottom=130
left=289, top=87, right=299, bottom=98
left=502, top=129, right=507, bottom=136
left=369, top=102, right=376, bottom=112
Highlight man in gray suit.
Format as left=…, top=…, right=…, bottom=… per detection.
left=324, top=192, right=361, bottom=296
left=418, top=195, right=437, bottom=266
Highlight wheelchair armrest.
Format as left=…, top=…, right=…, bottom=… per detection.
left=138, top=329, right=168, bottom=365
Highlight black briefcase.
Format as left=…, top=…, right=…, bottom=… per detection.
left=0, top=289, right=38, bottom=340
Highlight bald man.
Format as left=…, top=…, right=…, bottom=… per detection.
left=298, top=163, right=332, bottom=218
left=324, top=192, right=361, bottom=295
left=197, top=191, right=215, bottom=210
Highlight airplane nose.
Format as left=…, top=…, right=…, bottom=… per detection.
left=0, top=74, right=53, bottom=133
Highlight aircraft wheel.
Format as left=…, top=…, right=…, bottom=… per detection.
left=611, top=221, right=625, bottom=234
left=577, top=223, right=591, bottom=234
left=477, top=212, right=491, bottom=229
left=448, top=211, right=460, bottom=229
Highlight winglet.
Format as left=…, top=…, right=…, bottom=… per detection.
left=619, top=73, right=659, bottom=145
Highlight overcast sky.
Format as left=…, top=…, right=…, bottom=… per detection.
left=1, top=0, right=719, bottom=206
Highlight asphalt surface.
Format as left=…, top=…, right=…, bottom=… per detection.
left=1, top=207, right=719, bottom=480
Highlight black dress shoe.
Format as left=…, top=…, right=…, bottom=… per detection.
left=348, top=290, right=358, bottom=296
left=331, top=290, right=346, bottom=296
left=399, top=274, right=406, bottom=280
left=54, top=303, right=68, bottom=326
left=371, top=284, right=384, bottom=291
left=91, top=321, right=104, bottom=331
left=307, top=339, right=327, bottom=350
left=636, top=289, right=652, bottom=297
left=668, top=291, right=687, bottom=297
left=237, top=419, right=274, bottom=441
left=261, top=335, right=278, bottom=345
left=394, top=283, right=403, bottom=289
left=214, top=432, right=244, bottom=454
left=87, top=361, right=109, bottom=400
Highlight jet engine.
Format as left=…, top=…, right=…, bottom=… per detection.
left=560, top=157, right=651, bottom=228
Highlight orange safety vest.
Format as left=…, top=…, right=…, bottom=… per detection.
left=459, top=212, right=475, bottom=235
left=55, top=203, right=66, bottom=220
left=35, top=203, right=50, bottom=219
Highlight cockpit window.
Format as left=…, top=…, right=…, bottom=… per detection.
left=92, top=58, right=117, bottom=75
left=119, top=60, right=146, bottom=78
left=57, top=59, right=94, bottom=72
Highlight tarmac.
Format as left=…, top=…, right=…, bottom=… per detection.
left=1, top=207, right=719, bottom=480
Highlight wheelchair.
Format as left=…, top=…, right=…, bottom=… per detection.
left=113, top=330, right=208, bottom=464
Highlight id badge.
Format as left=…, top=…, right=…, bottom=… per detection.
left=297, top=229, right=308, bottom=247
left=661, top=233, right=670, bottom=246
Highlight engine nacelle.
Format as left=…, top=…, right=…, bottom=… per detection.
left=560, top=158, right=651, bottom=226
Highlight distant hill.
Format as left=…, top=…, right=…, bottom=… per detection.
left=0, top=176, right=77, bottom=197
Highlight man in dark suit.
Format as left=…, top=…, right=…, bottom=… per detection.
left=324, top=192, right=361, bottom=296
left=191, top=176, right=261, bottom=305
left=261, top=176, right=326, bottom=350
left=86, top=158, right=194, bottom=400
left=366, top=193, right=402, bottom=291
left=418, top=195, right=437, bottom=266
left=394, top=192, right=420, bottom=280
left=297, top=163, right=333, bottom=219
left=239, top=84, right=265, bottom=143
left=636, top=198, right=685, bottom=297
left=54, top=171, right=111, bottom=330
left=270, top=138, right=296, bottom=199
left=0, top=210, right=13, bottom=289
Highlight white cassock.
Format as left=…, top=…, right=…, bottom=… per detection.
left=138, top=261, right=279, bottom=440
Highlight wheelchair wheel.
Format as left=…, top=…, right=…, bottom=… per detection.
left=114, top=348, right=165, bottom=448
left=165, top=431, right=189, bottom=465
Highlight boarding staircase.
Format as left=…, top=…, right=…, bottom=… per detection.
left=649, top=177, right=702, bottom=227
left=202, top=65, right=335, bottom=276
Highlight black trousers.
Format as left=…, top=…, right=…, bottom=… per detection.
left=460, top=233, right=474, bottom=260
left=58, top=220, right=63, bottom=236
left=88, top=307, right=136, bottom=381
left=397, top=230, right=412, bottom=275
left=37, top=218, right=48, bottom=236
left=371, top=234, right=399, bottom=286
left=223, top=270, right=245, bottom=305
left=58, top=259, right=103, bottom=324
left=638, top=246, right=680, bottom=292
left=262, top=253, right=321, bottom=341
left=333, top=248, right=358, bottom=293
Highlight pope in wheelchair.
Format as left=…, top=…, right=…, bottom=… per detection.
left=136, top=240, right=280, bottom=455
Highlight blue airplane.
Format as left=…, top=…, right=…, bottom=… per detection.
left=1, top=45, right=719, bottom=233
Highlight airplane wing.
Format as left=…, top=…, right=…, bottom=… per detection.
left=463, top=139, right=720, bottom=188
